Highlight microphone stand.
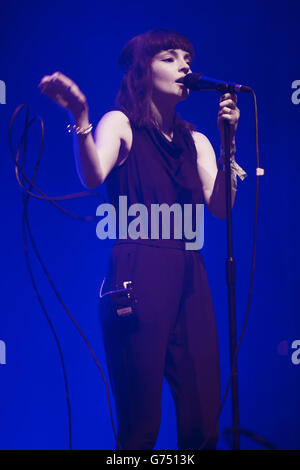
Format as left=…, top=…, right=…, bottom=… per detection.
left=223, top=119, right=240, bottom=450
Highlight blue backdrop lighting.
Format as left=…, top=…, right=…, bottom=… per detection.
left=0, top=0, right=299, bottom=450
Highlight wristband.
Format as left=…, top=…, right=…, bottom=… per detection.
left=217, top=143, right=248, bottom=190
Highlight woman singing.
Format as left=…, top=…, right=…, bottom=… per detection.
left=39, top=29, right=241, bottom=450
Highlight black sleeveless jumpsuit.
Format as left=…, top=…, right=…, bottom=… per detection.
left=99, top=121, right=221, bottom=450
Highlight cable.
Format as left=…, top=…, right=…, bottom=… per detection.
left=199, top=89, right=275, bottom=450
left=9, top=105, right=103, bottom=221
left=9, top=104, right=122, bottom=450
left=19, top=105, right=72, bottom=448
left=223, top=428, right=281, bottom=450
left=22, top=210, right=73, bottom=449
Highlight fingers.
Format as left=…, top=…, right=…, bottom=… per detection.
left=218, top=105, right=239, bottom=115
left=218, top=96, right=240, bottom=137
left=218, top=109, right=240, bottom=123
left=220, top=92, right=237, bottom=103
left=38, top=71, right=88, bottom=118
left=219, top=100, right=236, bottom=111
left=38, top=71, right=78, bottom=101
left=39, top=71, right=73, bottom=91
left=218, top=92, right=239, bottom=118
left=219, top=93, right=237, bottom=110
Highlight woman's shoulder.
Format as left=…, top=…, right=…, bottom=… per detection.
left=96, top=109, right=133, bottom=145
left=97, top=110, right=133, bottom=167
left=98, top=109, right=132, bottom=132
left=191, top=130, right=213, bottom=152
left=191, top=129, right=209, bottom=143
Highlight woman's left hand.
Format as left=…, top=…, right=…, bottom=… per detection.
left=217, top=93, right=240, bottom=147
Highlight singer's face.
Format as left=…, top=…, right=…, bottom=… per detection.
left=150, top=49, right=192, bottom=103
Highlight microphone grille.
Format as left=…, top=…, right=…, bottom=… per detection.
left=183, top=73, right=203, bottom=90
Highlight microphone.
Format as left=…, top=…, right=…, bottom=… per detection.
left=183, top=73, right=252, bottom=93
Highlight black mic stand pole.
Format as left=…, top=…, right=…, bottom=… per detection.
left=223, top=118, right=240, bottom=450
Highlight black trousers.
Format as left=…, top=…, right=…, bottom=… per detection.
left=99, top=240, right=221, bottom=450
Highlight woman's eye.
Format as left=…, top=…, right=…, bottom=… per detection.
left=162, top=58, right=192, bottom=67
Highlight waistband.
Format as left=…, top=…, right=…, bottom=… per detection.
left=113, top=237, right=201, bottom=252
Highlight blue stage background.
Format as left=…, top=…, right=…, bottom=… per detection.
left=0, top=0, right=299, bottom=450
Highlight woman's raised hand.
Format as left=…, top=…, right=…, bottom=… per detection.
left=38, top=71, right=89, bottom=122
left=217, top=93, right=240, bottom=147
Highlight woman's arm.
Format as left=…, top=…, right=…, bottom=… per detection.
left=192, top=131, right=237, bottom=219
left=192, top=92, right=241, bottom=219
left=72, top=110, right=130, bottom=189
left=39, top=71, right=129, bottom=189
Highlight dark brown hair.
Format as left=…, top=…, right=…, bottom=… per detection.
left=115, top=29, right=197, bottom=134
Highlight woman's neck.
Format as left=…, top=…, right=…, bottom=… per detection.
left=150, top=99, right=176, bottom=138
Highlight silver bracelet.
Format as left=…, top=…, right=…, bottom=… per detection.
left=67, top=123, right=93, bottom=135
